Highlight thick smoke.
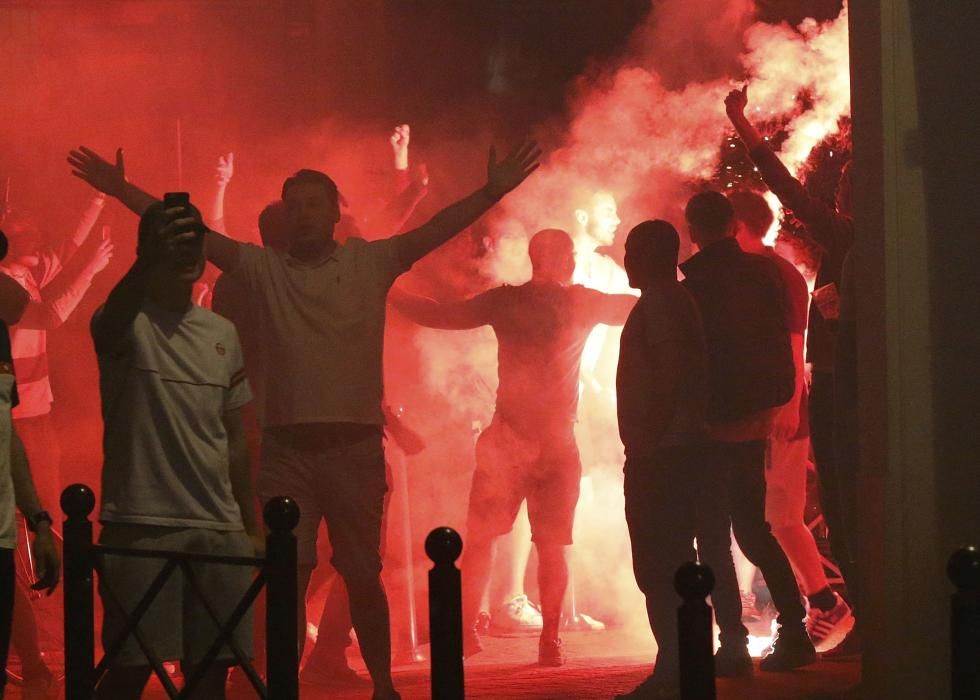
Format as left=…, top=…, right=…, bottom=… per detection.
left=412, top=0, right=851, bottom=639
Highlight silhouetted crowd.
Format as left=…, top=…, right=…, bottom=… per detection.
left=0, top=88, right=859, bottom=700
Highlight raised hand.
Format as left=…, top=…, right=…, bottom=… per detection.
left=725, top=85, right=749, bottom=119
left=67, top=146, right=127, bottom=198
left=391, top=124, right=411, bottom=171
left=87, top=226, right=114, bottom=274
left=216, top=152, right=235, bottom=186
left=485, top=139, right=541, bottom=201
left=139, top=206, right=201, bottom=264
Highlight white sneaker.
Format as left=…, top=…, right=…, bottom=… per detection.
left=806, top=592, right=855, bottom=653
left=488, top=594, right=543, bottom=637
left=564, top=612, right=606, bottom=632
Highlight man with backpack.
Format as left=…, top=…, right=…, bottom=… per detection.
left=681, top=192, right=816, bottom=677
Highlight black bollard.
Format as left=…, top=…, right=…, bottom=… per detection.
left=264, top=496, right=300, bottom=700
left=62, top=483, right=96, bottom=700
left=948, top=546, right=980, bottom=700
left=675, top=562, right=716, bottom=700
left=426, top=527, right=464, bottom=700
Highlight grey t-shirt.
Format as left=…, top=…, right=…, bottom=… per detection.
left=95, top=302, right=252, bottom=530
left=229, top=238, right=408, bottom=428
left=616, top=280, right=707, bottom=457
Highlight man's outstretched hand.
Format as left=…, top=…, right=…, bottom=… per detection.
left=68, top=147, right=127, bottom=199
left=725, top=85, right=749, bottom=120
left=484, top=139, right=541, bottom=201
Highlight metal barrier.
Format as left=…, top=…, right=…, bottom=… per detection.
left=61, top=483, right=300, bottom=699
left=675, top=562, right=716, bottom=700
left=948, top=546, right=980, bottom=700
left=426, top=526, right=464, bottom=700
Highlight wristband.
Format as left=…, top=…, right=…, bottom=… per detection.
left=26, top=510, right=53, bottom=532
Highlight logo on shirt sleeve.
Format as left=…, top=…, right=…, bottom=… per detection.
left=215, top=342, right=226, bottom=356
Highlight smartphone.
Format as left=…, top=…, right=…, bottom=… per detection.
left=163, top=191, right=190, bottom=209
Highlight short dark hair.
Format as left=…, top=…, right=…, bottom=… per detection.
left=0, top=230, right=8, bottom=261
left=626, top=219, right=679, bottom=268
left=528, top=228, right=574, bottom=270
left=685, top=191, right=734, bottom=238
left=728, top=190, right=774, bottom=239
left=138, top=200, right=203, bottom=255
left=281, top=169, right=339, bottom=206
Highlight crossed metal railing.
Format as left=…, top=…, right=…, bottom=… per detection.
left=60, top=483, right=300, bottom=700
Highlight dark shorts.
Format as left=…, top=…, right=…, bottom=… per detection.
left=98, top=524, right=255, bottom=667
left=467, top=417, right=582, bottom=545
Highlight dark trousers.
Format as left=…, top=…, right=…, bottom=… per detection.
left=1, top=548, right=14, bottom=697
left=624, top=445, right=700, bottom=681
left=696, top=440, right=806, bottom=644
left=810, top=370, right=860, bottom=608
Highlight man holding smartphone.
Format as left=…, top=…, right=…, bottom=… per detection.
left=69, top=142, right=540, bottom=700
left=90, top=200, right=259, bottom=700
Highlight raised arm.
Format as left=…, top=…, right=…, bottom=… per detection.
left=207, top=152, right=234, bottom=232
left=18, top=229, right=113, bottom=330
left=388, top=286, right=491, bottom=330
left=68, top=146, right=158, bottom=217
left=53, top=193, right=107, bottom=268
left=725, top=87, right=846, bottom=239
left=91, top=207, right=195, bottom=356
left=392, top=140, right=540, bottom=267
left=594, top=292, right=638, bottom=326
left=363, top=126, right=429, bottom=235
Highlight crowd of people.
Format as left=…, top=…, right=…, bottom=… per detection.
left=0, top=85, right=860, bottom=700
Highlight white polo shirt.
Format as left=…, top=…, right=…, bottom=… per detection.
left=95, top=302, right=252, bottom=530
left=229, top=237, right=408, bottom=428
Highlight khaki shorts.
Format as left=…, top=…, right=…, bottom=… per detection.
left=467, top=417, right=582, bottom=546
left=98, top=524, right=255, bottom=667
left=256, top=429, right=388, bottom=575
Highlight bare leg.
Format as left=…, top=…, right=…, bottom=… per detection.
left=461, top=535, right=495, bottom=640
left=732, top=535, right=757, bottom=598
left=536, top=543, right=568, bottom=641
left=10, top=582, right=47, bottom=676
left=489, top=504, right=533, bottom=607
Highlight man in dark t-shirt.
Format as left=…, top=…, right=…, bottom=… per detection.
left=389, top=228, right=634, bottom=667
left=681, top=192, right=815, bottom=676
left=615, top=220, right=707, bottom=699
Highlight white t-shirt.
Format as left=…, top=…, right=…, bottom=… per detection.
left=0, top=374, right=17, bottom=549
left=95, top=302, right=252, bottom=530
left=229, top=238, right=408, bottom=427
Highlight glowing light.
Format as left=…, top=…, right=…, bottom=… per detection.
left=421, top=1, right=851, bottom=640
